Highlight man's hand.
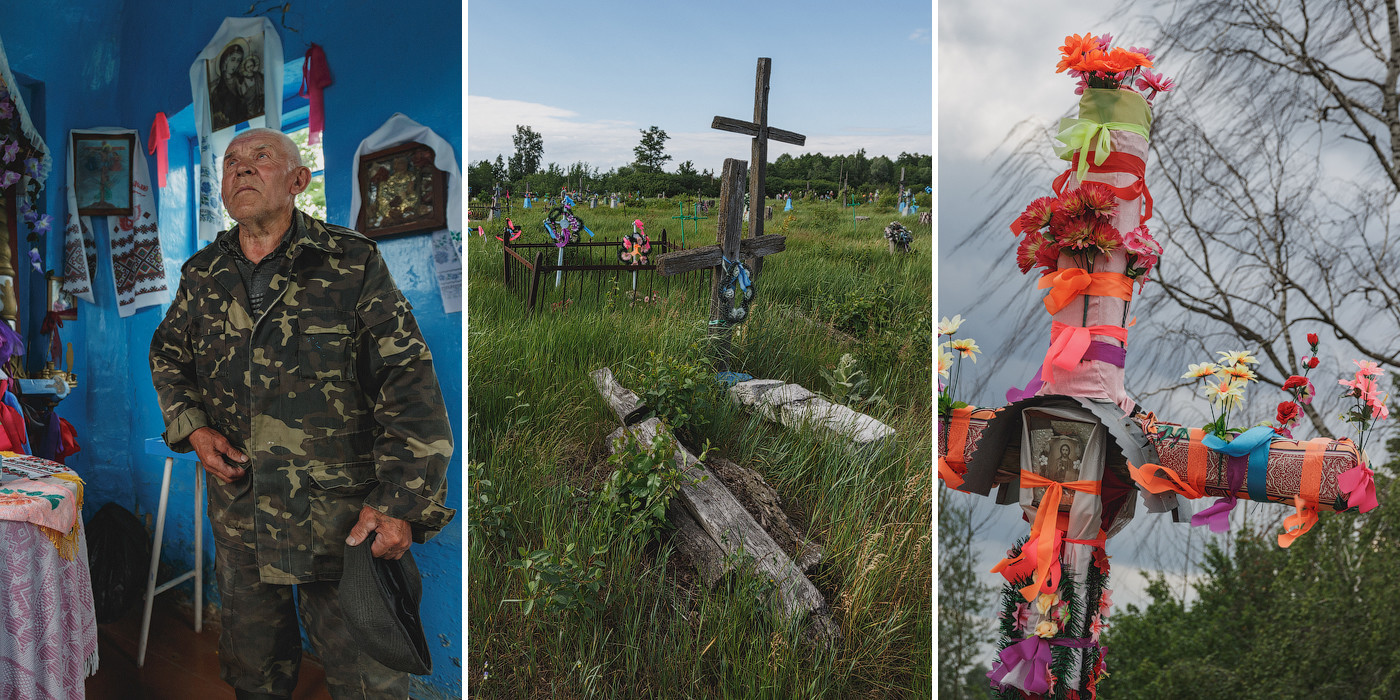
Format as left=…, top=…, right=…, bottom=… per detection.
left=346, top=506, right=412, bottom=560
left=188, top=427, right=248, bottom=483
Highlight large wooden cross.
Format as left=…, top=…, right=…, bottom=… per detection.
left=711, top=57, right=806, bottom=274
left=654, top=159, right=785, bottom=362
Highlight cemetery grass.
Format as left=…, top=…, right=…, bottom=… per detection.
left=467, top=198, right=932, bottom=698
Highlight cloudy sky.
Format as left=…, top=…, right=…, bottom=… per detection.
left=466, top=0, right=932, bottom=172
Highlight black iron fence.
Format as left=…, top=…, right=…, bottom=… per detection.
left=501, top=228, right=709, bottom=314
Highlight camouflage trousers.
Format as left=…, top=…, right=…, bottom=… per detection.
left=214, top=539, right=409, bottom=699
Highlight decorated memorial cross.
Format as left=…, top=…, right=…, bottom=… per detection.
left=936, top=32, right=1376, bottom=700
left=711, top=57, right=806, bottom=273
left=655, top=159, right=784, bottom=364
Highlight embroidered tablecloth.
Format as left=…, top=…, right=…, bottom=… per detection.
left=0, top=456, right=98, bottom=699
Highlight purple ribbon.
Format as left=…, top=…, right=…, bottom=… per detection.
left=987, top=636, right=1097, bottom=694
left=0, top=321, right=24, bottom=366
left=1189, top=426, right=1276, bottom=532
left=1006, top=340, right=1126, bottom=403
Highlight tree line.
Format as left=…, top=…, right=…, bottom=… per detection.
left=467, top=124, right=931, bottom=201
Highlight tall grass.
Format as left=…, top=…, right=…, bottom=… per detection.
left=468, top=196, right=931, bottom=698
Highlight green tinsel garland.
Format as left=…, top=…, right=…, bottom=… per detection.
left=989, top=535, right=1112, bottom=700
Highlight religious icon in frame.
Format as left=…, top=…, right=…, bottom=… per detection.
left=206, top=32, right=266, bottom=132
left=73, top=133, right=135, bottom=217
left=1024, top=409, right=1095, bottom=511
left=356, top=141, right=447, bottom=239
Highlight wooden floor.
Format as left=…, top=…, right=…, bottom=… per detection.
left=85, top=594, right=332, bottom=700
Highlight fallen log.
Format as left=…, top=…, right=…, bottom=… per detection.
left=591, top=367, right=840, bottom=647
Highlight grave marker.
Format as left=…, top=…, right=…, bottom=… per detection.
left=711, top=57, right=806, bottom=275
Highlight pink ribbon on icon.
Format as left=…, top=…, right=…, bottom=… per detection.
left=148, top=113, right=170, bottom=188
left=299, top=44, right=333, bottom=145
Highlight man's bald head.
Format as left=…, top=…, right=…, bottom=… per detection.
left=226, top=127, right=302, bottom=168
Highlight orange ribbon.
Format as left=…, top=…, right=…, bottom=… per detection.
left=1042, top=321, right=1128, bottom=382
left=1037, top=268, right=1134, bottom=315
left=995, top=470, right=1102, bottom=601
left=1278, top=438, right=1328, bottom=548
left=1128, top=428, right=1210, bottom=499
left=938, top=407, right=996, bottom=491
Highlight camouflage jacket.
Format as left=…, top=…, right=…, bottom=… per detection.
left=149, top=211, right=455, bottom=584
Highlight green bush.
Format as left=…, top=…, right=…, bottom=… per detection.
left=634, top=349, right=717, bottom=441
left=595, top=430, right=705, bottom=541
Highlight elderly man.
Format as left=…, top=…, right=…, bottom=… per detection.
left=149, top=127, right=454, bottom=700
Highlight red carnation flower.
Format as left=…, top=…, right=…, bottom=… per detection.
left=1307, top=357, right=1320, bottom=369
left=1306, top=332, right=1319, bottom=347
left=1276, top=401, right=1300, bottom=426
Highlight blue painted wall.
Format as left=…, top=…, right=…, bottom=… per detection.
left=1, top=2, right=463, bottom=696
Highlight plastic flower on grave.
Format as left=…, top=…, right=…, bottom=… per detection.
left=1283, top=375, right=1316, bottom=404
left=1203, top=378, right=1245, bottom=410
left=1011, top=196, right=1059, bottom=236
left=0, top=139, right=16, bottom=163
left=1135, top=70, right=1176, bottom=102
left=0, top=170, right=19, bottom=189
left=938, top=348, right=954, bottom=378
left=1012, top=601, right=1032, bottom=631
left=0, top=98, right=12, bottom=120
left=1034, top=591, right=1059, bottom=616
left=1092, top=222, right=1123, bottom=256
left=1056, top=216, right=1111, bottom=252
left=22, top=157, right=38, bottom=179
left=1307, top=332, right=1320, bottom=348
left=1182, top=362, right=1218, bottom=379
left=1217, top=350, right=1259, bottom=367
left=1218, top=363, right=1258, bottom=383
left=1275, top=401, right=1301, bottom=437
left=1306, top=356, right=1320, bottom=369
left=1127, top=46, right=1157, bottom=63
left=1057, top=32, right=1101, bottom=73
left=1035, top=619, right=1060, bottom=638
left=1060, top=182, right=1117, bottom=219
left=1099, top=588, right=1113, bottom=614
left=1354, top=360, right=1384, bottom=377
left=32, top=214, right=50, bottom=236
left=1016, top=230, right=1050, bottom=275
left=1089, top=613, right=1109, bottom=644
left=950, top=338, right=981, bottom=362
left=938, top=314, right=965, bottom=336
left=1105, top=47, right=1153, bottom=73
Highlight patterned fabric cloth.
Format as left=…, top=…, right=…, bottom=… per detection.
left=0, top=518, right=99, bottom=698
left=0, top=457, right=97, bottom=697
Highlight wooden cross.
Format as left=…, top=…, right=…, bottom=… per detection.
left=654, top=159, right=785, bottom=362
left=711, top=57, right=806, bottom=274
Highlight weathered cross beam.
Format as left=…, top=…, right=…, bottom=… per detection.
left=711, top=57, right=805, bottom=275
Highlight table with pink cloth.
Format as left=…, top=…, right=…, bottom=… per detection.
left=0, top=454, right=98, bottom=699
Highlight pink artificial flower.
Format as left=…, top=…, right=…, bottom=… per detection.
left=1099, top=588, right=1114, bottom=614
left=0, top=171, right=19, bottom=188
left=1, top=140, right=17, bottom=164
left=1354, top=360, right=1384, bottom=377
left=0, top=98, right=12, bottom=120
left=1136, top=70, right=1176, bottom=102
left=1127, top=46, right=1157, bottom=63
left=1370, top=397, right=1391, bottom=421
left=1013, top=601, right=1032, bottom=630
left=1090, top=613, right=1109, bottom=644
left=1096, top=33, right=1114, bottom=51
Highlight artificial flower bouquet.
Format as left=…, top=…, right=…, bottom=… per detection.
left=1128, top=337, right=1384, bottom=547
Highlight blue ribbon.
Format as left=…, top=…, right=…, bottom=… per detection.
left=1202, top=425, right=1276, bottom=503
left=723, top=256, right=751, bottom=291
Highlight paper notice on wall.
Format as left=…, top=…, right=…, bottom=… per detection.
left=431, top=229, right=461, bottom=314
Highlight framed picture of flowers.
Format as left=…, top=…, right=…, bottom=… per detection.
left=72, top=133, right=134, bottom=217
